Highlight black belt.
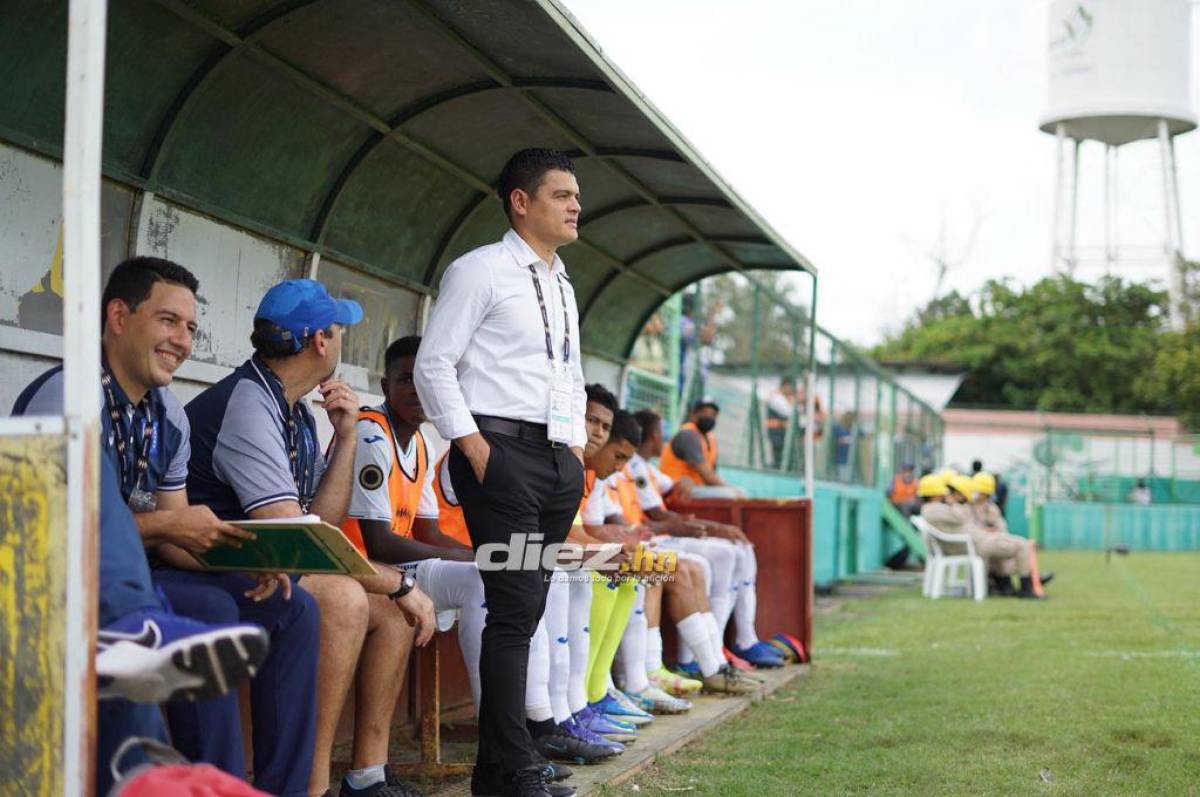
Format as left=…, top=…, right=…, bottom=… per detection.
left=474, top=414, right=562, bottom=447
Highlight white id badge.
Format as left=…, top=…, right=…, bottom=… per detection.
left=547, top=373, right=574, bottom=444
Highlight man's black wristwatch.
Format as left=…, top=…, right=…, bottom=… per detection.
left=388, top=570, right=417, bottom=601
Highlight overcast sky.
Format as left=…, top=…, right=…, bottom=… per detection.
left=561, top=0, right=1200, bottom=345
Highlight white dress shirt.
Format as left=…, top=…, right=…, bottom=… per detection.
left=415, top=228, right=588, bottom=449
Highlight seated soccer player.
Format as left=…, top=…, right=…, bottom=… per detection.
left=179, top=280, right=435, bottom=797
left=588, top=411, right=757, bottom=699
left=630, top=409, right=781, bottom=670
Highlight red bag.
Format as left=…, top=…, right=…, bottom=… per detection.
left=108, top=738, right=270, bottom=797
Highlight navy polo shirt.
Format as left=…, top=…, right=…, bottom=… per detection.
left=186, top=357, right=326, bottom=521
left=12, top=364, right=190, bottom=501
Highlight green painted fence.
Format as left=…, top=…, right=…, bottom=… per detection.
left=1041, top=502, right=1200, bottom=551
left=722, top=467, right=905, bottom=588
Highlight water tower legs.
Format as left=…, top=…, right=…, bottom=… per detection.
left=1051, top=123, right=1081, bottom=275
left=1157, top=118, right=1187, bottom=329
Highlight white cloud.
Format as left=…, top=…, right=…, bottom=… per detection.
left=562, top=0, right=1200, bottom=344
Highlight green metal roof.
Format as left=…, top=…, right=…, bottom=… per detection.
left=0, top=0, right=815, bottom=361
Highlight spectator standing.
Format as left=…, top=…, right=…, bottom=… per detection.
left=416, top=148, right=587, bottom=797
left=765, top=376, right=795, bottom=468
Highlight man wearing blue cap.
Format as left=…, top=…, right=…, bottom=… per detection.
left=181, top=278, right=433, bottom=797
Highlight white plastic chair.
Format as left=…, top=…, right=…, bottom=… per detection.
left=912, top=516, right=986, bottom=602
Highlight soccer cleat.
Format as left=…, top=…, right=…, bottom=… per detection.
left=471, top=762, right=574, bottom=797
left=649, top=665, right=702, bottom=697
left=770, top=632, right=808, bottom=663
left=672, top=661, right=702, bottom=679
left=578, top=705, right=638, bottom=743
left=96, top=609, right=269, bottom=703
left=733, top=641, right=787, bottom=669
left=563, top=715, right=624, bottom=756
left=723, top=646, right=755, bottom=671
left=597, top=689, right=654, bottom=726
left=702, top=664, right=760, bottom=696
left=533, top=722, right=618, bottom=765
left=626, top=685, right=692, bottom=715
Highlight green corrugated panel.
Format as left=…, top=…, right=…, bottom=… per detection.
left=1042, top=502, right=1200, bottom=551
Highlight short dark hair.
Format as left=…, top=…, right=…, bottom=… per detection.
left=385, top=336, right=421, bottom=375
left=585, top=383, right=618, bottom=413
left=633, top=409, right=661, bottom=440
left=497, top=148, right=576, bottom=221
left=609, top=409, right=642, bottom=448
left=971, top=460, right=983, bottom=474
left=250, top=318, right=331, bottom=359
left=101, top=256, right=199, bottom=325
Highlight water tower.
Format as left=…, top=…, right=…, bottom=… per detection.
left=1041, top=0, right=1195, bottom=328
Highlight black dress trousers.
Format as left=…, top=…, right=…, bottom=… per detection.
left=448, top=427, right=584, bottom=775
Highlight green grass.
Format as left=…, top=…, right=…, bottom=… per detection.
left=605, top=552, right=1200, bottom=796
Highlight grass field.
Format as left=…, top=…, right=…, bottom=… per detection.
left=605, top=552, right=1200, bottom=796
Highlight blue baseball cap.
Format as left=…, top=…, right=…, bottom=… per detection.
left=254, top=279, right=363, bottom=350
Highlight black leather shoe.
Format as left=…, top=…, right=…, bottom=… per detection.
left=472, top=765, right=575, bottom=797
left=505, top=766, right=576, bottom=797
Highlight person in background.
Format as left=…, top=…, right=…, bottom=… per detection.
left=884, top=461, right=920, bottom=570
left=765, top=376, right=795, bottom=469
left=888, top=462, right=920, bottom=518
left=945, top=475, right=1048, bottom=600
left=1129, top=478, right=1152, bottom=505
left=678, top=293, right=719, bottom=395
left=659, top=398, right=740, bottom=496
left=833, top=411, right=855, bottom=482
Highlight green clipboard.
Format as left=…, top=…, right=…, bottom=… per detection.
left=191, top=515, right=377, bottom=576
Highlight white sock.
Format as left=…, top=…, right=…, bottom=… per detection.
left=525, top=622, right=553, bottom=722
left=646, top=626, right=664, bottom=672
left=705, top=542, right=738, bottom=636
left=415, top=560, right=487, bottom=709
left=567, top=575, right=593, bottom=714
left=734, top=545, right=760, bottom=649
left=543, top=574, right=572, bottom=723
left=703, top=611, right=722, bottom=647
left=345, top=765, right=385, bottom=789
left=677, top=612, right=723, bottom=677
left=617, top=584, right=649, bottom=693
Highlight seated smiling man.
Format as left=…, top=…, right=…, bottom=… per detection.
left=179, top=280, right=435, bottom=797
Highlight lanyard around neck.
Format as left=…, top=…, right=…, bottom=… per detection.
left=527, top=264, right=571, bottom=365
left=250, top=359, right=315, bottom=510
left=101, top=369, right=154, bottom=499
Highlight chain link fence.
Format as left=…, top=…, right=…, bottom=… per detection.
left=621, top=272, right=943, bottom=490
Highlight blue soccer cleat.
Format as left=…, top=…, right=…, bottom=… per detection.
left=96, top=608, right=269, bottom=703
left=579, top=705, right=638, bottom=743
left=732, top=641, right=787, bottom=669
left=563, top=715, right=625, bottom=755
left=596, top=689, right=653, bottom=726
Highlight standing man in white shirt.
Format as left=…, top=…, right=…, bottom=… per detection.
left=416, top=149, right=587, bottom=797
